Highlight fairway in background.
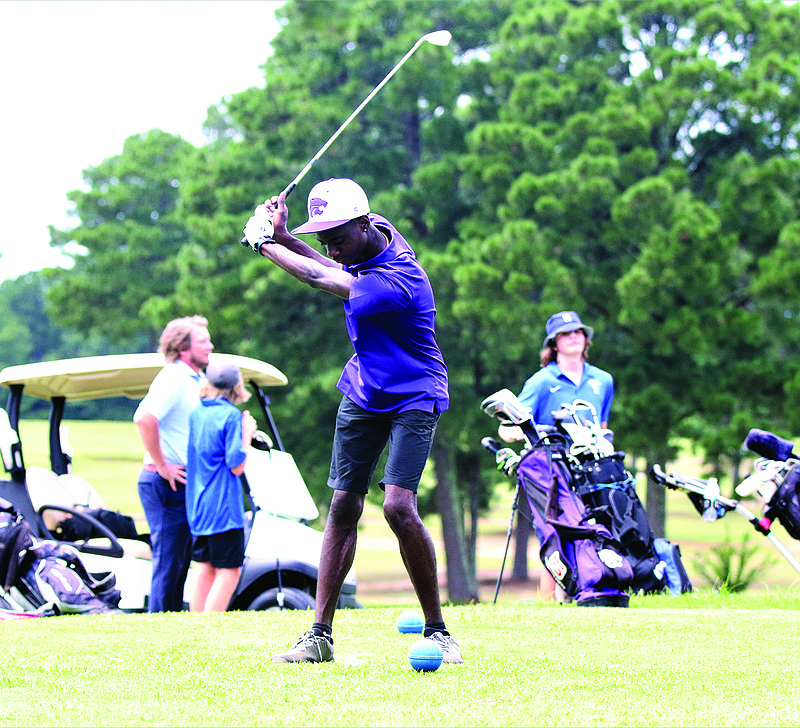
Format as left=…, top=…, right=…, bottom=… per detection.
left=14, top=420, right=800, bottom=602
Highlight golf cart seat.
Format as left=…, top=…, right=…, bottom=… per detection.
left=25, top=465, right=151, bottom=560
left=26, top=465, right=77, bottom=531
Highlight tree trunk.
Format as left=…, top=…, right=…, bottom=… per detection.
left=465, top=451, right=481, bottom=575
left=431, top=434, right=479, bottom=604
left=730, top=453, right=742, bottom=496
left=645, top=457, right=667, bottom=538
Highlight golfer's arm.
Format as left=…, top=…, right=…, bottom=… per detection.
left=260, top=243, right=352, bottom=299
left=134, top=413, right=168, bottom=469
left=273, top=232, right=339, bottom=269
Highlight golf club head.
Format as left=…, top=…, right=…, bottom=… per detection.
left=423, top=30, right=452, bottom=46
left=736, top=457, right=787, bottom=500
left=480, top=389, right=533, bottom=425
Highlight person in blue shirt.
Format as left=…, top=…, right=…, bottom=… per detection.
left=502, top=311, right=615, bottom=602
left=185, top=360, right=257, bottom=613
left=517, top=311, right=613, bottom=428
left=245, top=178, right=461, bottom=665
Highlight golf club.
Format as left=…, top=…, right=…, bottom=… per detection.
left=280, top=29, right=452, bottom=199
left=481, top=436, right=521, bottom=604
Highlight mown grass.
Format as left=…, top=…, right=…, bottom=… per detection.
left=7, top=421, right=800, bottom=726
left=2, top=595, right=800, bottom=727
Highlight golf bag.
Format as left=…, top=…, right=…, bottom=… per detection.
left=545, top=402, right=671, bottom=594
left=741, top=429, right=800, bottom=540
left=516, top=444, right=633, bottom=606
left=650, top=427, right=800, bottom=580
left=0, top=497, right=122, bottom=616
left=570, top=453, right=669, bottom=594
left=763, top=464, right=800, bottom=540
left=481, top=389, right=685, bottom=601
left=54, top=507, right=139, bottom=542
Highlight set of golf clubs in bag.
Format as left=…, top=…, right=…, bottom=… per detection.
left=480, top=389, right=800, bottom=606
left=0, top=496, right=123, bottom=619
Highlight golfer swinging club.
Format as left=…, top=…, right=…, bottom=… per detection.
left=242, top=178, right=462, bottom=664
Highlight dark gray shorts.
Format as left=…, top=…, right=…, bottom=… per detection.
left=191, top=528, right=245, bottom=569
left=327, top=396, right=440, bottom=494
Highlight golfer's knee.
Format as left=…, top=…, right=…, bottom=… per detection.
left=383, top=496, right=418, bottom=531
left=329, top=491, right=365, bottom=529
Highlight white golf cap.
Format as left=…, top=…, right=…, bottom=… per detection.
left=291, top=178, right=370, bottom=235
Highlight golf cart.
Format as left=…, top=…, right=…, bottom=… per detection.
left=0, top=353, right=358, bottom=612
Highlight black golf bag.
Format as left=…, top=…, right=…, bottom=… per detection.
left=763, top=464, right=800, bottom=540
left=648, top=427, right=800, bottom=582
left=570, top=453, right=669, bottom=594
left=0, top=497, right=122, bottom=616
left=742, top=428, right=800, bottom=541
left=516, top=443, right=633, bottom=607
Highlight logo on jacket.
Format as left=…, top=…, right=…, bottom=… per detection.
left=309, top=198, right=328, bottom=217
left=588, top=379, right=601, bottom=395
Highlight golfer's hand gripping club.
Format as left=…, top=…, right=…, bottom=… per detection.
left=242, top=208, right=275, bottom=253
left=495, top=447, right=521, bottom=477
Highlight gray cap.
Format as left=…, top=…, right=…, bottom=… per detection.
left=205, top=361, right=241, bottom=389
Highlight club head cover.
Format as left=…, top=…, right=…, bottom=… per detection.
left=744, top=429, right=794, bottom=462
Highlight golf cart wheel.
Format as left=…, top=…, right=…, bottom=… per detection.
left=246, top=586, right=315, bottom=611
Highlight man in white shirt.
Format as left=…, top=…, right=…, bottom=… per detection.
left=134, top=316, right=213, bottom=612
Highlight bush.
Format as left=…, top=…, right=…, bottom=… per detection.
left=691, top=535, right=777, bottom=592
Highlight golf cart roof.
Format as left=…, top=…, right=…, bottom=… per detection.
left=0, top=353, right=287, bottom=401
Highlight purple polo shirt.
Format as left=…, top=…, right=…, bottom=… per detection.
left=338, top=214, right=449, bottom=414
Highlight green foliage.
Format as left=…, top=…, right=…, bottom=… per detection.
left=691, top=535, right=778, bottom=592
left=45, top=129, right=196, bottom=346
left=12, top=0, right=800, bottom=597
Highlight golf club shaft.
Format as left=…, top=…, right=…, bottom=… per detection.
left=764, top=530, right=800, bottom=576
left=494, top=480, right=520, bottom=604
left=282, top=34, right=434, bottom=199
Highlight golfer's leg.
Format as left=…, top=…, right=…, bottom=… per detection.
left=383, top=485, right=443, bottom=624
left=190, top=561, right=215, bottom=612
left=204, top=567, right=241, bottom=613
left=315, top=489, right=365, bottom=626
left=138, top=470, right=169, bottom=613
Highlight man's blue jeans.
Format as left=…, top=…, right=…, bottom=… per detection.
left=137, top=469, right=191, bottom=612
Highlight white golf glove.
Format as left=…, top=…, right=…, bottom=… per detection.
left=242, top=212, right=275, bottom=253
left=495, top=448, right=521, bottom=477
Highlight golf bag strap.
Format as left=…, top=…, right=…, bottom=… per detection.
left=607, top=488, right=639, bottom=546
left=543, top=472, right=605, bottom=541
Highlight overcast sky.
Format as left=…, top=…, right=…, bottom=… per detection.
left=0, top=0, right=284, bottom=281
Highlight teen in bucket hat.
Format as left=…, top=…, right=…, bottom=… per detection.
left=506, top=310, right=614, bottom=605
left=542, top=311, right=594, bottom=349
